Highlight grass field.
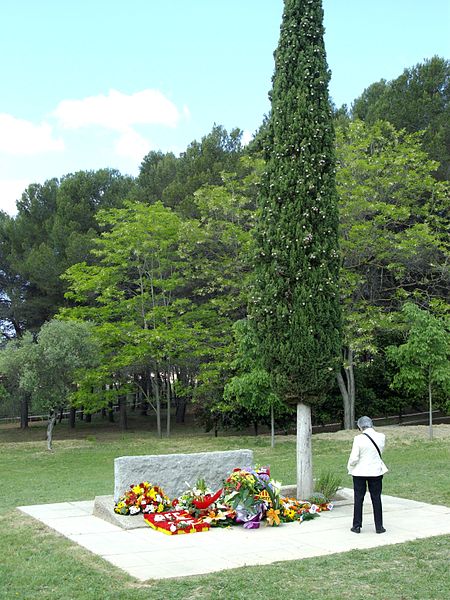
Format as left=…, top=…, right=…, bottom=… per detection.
left=1, top=418, right=449, bottom=600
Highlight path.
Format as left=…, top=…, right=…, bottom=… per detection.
left=18, top=488, right=450, bottom=582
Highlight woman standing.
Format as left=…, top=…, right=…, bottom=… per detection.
left=347, top=416, right=388, bottom=534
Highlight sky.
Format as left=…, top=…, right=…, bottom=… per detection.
left=1, top=0, right=449, bottom=215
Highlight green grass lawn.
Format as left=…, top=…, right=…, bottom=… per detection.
left=1, top=419, right=449, bottom=600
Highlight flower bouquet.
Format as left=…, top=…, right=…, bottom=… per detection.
left=223, top=467, right=282, bottom=528
left=279, top=497, right=320, bottom=523
left=173, top=478, right=235, bottom=526
left=114, top=481, right=171, bottom=515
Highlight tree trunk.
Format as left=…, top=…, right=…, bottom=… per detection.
left=139, top=386, right=148, bottom=416
left=175, top=367, right=189, bottom=424
left=270, top=404, right=275, bottom=448
left=85, top=413, right=92, bottom=423
left=296, top=402, right=313, bottom=500
left=69, top=407, right=76, bottom=429
left=253, top=421, right=259, bottom=436
left=337, top=347, right=356, bottom=429
left=428, top=374, right=433, bottom=441
left=119, top=396, right=128, bottom=431
left=166, top=371, right=171, bottom=438
left=19, top=395, right=29, bottom=429
left=108, top=401, right=115, bottom=423
left=175, top=397, right=187, bottom=423
left=47, top=410, right=57, bottom=451
left=152, top=372, right=161, bottom=438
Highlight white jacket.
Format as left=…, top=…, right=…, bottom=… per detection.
left=347, top=428, right=388, bottom=477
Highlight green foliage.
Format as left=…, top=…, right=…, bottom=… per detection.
left=0, top=169, right=133, bottom=339
left=179, top=160, right=264, bottom=428
left=0, top=320, right=98, bottom=415
left=0, top=333, right=34, bottom=417
left=352, top=56, right=450, bottom=180
left=222, top=320, right=288, bottom=426
left=135, top=125, right=244, bottom=217
left=307, top=491, right=327, bottom=505
left=314, top=469, right=343, bottom=502
left=251, top=0, right=341, bottom=404
left=60, top=173, right=258, bottom=420
left=337, top=120, right=449, bottom=348
left=61, top=200, right=195, bottom=410
left=387, top=303, right=450, bottom=410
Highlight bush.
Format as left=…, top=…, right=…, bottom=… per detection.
left=314, top=470, right=343, bottom=502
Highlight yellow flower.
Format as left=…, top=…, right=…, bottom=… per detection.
left=132, top=485, right=142, bottom=494
left=266, top=508, right=281, bottom=526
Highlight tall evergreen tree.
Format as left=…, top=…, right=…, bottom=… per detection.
left=250, top=0, right=341, bottom=497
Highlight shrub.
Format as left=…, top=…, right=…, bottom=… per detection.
left=314, top=470, right=342, bottom=502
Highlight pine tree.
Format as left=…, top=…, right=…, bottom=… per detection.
left=250, top=0, right=341, bottom=497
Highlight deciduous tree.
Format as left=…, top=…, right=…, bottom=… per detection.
left=387, top=303, right=450, bottom=439
left=336, top=120, right=450, bottom=427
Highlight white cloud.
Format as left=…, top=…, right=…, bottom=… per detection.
left=182, top=104, right=191, bottom=120
left=114, top=128, right=153, bottom=161
left=0, top=179, right=30, bottom=215
left=0, top=114, right=64, bottom=156
left=54, top=89, right=182, bottom=131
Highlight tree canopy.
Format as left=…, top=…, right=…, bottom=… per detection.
left=352, top=56, right=450, bottom=180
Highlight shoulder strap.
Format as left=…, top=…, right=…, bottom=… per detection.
left=363, top=432, right=382, bottom=457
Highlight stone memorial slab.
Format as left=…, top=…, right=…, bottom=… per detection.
left=113, top=449, right=254, bottom=501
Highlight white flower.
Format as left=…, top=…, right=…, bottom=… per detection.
left=169, top=524, right=177, bottom=532
left=270, top=480, right=282, bottom=492
left=129, top=506, right=140, bottom=515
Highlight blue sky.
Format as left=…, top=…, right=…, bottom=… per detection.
left=1, top=0, right=449, bottom=215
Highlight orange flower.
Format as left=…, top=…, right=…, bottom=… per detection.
left=266, top=508, right=281, bottom=526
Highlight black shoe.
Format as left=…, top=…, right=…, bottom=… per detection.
left=350, top=526, right=361, bottom=533
left=376, top=527, right=386, bottom=534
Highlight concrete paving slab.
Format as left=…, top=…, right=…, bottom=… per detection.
left=19, top=501, right=93, bottom=519
left=17, top=488, right=450, bottom=582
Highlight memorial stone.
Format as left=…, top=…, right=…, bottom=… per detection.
left=113, top=449, right=254, bottom=501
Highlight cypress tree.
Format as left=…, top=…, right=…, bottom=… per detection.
left=250, top=0, right=341, bottom=497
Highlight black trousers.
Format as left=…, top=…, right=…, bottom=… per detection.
left=352, top=475, right=383, bottom=530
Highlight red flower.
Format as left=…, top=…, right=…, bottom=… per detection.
left=192, top=488, right=223, bottom=509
